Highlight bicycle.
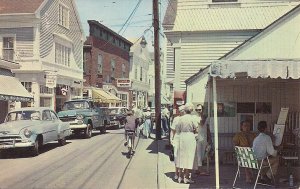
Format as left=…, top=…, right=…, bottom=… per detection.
left=126, top=130, right=135, bottom=158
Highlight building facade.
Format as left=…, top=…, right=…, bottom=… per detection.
left=129, top=37, right=151, bottom=109
left=0, top=0, right=84, bottom=112
left=162, top=0, right=299, bottom=110
left=83, top=20, right=132, bottom=108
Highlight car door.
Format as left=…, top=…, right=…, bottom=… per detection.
left=50, top=110, right=60, bottom=140
left=41, top=110, right=57, bottom=143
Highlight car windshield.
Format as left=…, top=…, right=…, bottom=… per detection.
left=5, top=111, right=41, bottom=122
left=62, top=101, right=90, bottom=110
left=108, top=108, right=119, bottom=114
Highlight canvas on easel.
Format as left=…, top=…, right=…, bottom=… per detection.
left=273, top=124, right=285, bottom=146
left=273, top=107, right=289, bottom=146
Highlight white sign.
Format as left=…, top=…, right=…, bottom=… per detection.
left=45, top=72, right=57, bottom=88
left=273, top=124, right=285, bottom=146
left=117, top=78, right=131, bottom=87
left=277, top=107, right=289, bottom=125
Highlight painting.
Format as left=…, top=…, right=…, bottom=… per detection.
left=211, top=102, right=236, bottom=117
left=273, top=124, right=285, bottom=146
left=237, top=102, right=255, bottom=113
left=256, top=102, right=272, bottom=114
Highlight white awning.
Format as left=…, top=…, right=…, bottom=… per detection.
left=210, top=60, right=300, bottom=79
left=0, top=75, right=33, bottom=102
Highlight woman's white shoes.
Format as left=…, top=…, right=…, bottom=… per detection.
left=183, top=178, right=195, bottom=184
left=177, top=177, right=182, bottom=183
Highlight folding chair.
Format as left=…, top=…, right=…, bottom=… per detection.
left=233, top=146, right=275, bottom=189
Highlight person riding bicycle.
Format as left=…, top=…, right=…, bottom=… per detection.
left=124, top=110, right=139, bottom=149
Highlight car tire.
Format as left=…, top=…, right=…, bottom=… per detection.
left=100, top=124, right=106, bottom=134
left=30, top=138, right=40, bottom=156
left=84, top=124, right=92, bottom=138
left=58, top=137, right=66, bottom=146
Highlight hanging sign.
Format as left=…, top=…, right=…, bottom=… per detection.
left=45, top=72, right=57, bottom=88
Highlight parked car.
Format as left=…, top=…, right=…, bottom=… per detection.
left=109, top=107, right=128, bottom=129
left=57, top=99, right=109, bottom=137
left=0, top=107, right=71, bottom=156
left=98, top=107, right=128, bottom=129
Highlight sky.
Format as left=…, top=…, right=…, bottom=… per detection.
left=75, top=0, right=168, bottom=47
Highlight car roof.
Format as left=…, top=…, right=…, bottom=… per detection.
left=66, top=99, right=92, bottom=102
left=9, top=107, right=54, bottom=113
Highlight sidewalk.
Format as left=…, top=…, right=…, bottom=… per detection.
left=157, top=138, right=299, bottom=189
left=121, top=135, right=298, bottom=189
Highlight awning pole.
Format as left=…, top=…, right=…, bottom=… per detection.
left=213, top=77, right=220, bottom=188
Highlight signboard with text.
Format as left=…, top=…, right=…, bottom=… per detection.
left=117, top=78, right=131, bottom=87
left=45, top=72, right=57, bottom=88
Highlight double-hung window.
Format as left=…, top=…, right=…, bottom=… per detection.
left=55, top=43, right=70, bottom=66
left=2, top=37, right=14, bottom=61
left=111, top=59, right=115, bottom=78
left=59, top=3, right=69, bottom=28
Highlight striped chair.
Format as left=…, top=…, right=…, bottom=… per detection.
left=233, top=146, right=275, bottom=189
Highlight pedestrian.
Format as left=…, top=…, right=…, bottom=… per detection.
left=170, top=105, right=185, bottom=180
left=161, top=105, right=170, bottom=136
left=233, top=120, right=256, bottom=183
left=252, top=121, right=279, bottom=185
left=194, top=104, right=212, bottom=176
left=143, top=107, right=152, bottom=138
left=124, top=110, right=138, bottom=150
left=176, top=104, right=198, bottom=184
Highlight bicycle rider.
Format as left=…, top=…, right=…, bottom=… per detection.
left=124, top=110, right=139, bottom=150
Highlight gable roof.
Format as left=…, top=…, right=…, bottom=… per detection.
left=0, top=0, right=44, bottom=14
left=173, top=3, right=299, bottom=31
left=186, top=3, right=300, bottom=83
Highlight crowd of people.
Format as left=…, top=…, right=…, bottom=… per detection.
left=170, top=103, right=212, bottom=184
left=124, top=103, right=280, bottom=185
left=170, top=103, right=280, bottom=185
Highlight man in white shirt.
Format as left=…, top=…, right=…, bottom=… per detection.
left=252, top=121, right=279, bottom=184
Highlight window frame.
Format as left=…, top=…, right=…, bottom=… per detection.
left=2, top=36, right=15, bottom=61
left=58, top=3, right=70, bottom=29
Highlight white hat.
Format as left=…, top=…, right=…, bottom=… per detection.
left=184, top=103, right=194, bottom=112
left=147, top=107, right=151, bottom=111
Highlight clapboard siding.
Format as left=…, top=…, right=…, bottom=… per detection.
left=166, top=43, right=175, bottom=79
left=40, top=0, right=83, bottom=68
left=174, top=31, right=257, bottom=90
left=0, top=27, right=34, bottom=58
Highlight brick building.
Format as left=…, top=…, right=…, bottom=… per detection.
left=83, top=20, right=133, bottom=108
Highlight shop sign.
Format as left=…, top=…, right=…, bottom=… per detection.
left=117, top=78, right=131, bottom=87
left=45, top=72, right=57, bottom=88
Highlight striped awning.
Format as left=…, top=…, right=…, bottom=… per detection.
left=210, top=60, right=300, bottom=79
left=0, top=75, right=33, bottom=102
left=92, top=88, right=121, bottom=103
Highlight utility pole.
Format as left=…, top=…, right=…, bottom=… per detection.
left=153, top=0, right=161, bottom=140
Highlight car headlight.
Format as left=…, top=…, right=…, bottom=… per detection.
left=24, top=129, right=32, bottom=138
left=76, top=114, right=84, bottom=120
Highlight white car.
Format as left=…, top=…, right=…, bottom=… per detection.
left=0, top=107, right=71, bottom=156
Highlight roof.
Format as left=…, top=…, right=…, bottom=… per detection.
left=162, top=0, right=177, bottom=28
left=88, top=20, right=133, bottom=46
left=0, top=0, right=44, bottom=14
left=173, top=3, right=299, bottom=31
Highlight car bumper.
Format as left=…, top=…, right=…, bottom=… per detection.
left=69, top=123, right=88, bottom=130
left=0, top=141, right=34, bottom=150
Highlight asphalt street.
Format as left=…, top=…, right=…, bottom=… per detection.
left=0, top=129, right=140, bottom=189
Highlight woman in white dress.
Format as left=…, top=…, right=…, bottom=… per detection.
left=176, top=104, right=198, bottom=184
left=170, top=105, right=185, bottom=180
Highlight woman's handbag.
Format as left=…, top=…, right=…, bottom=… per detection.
left=169, top=145, right=174, bottom=161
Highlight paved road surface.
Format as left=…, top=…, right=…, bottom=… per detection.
left=0, top=129, right=136, bottom=189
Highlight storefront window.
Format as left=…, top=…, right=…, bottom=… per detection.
left=21, top=82, right=32, bottom=93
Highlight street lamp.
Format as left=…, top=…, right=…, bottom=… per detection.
left=140, top=36, right=147, bottom=48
